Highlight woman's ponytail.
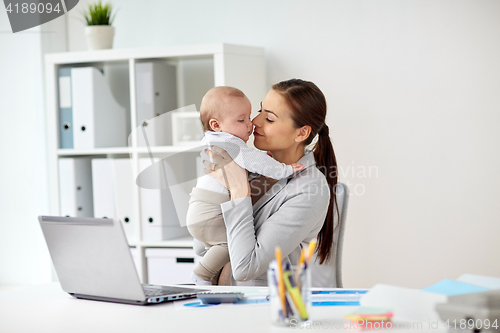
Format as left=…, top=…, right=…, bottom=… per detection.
left=313, top=124, right=339, bottom=264
left=272, top=79, right=339, bottom=265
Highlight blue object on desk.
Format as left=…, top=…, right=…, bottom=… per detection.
left=184, top=301, right=214, bottom=308
left=184, top=298, right=269, bottom=308
left=237, top=299, right=269, bottom=305
left=313, top=301, right=360, bottom=306
left=311, top=290, right=367, bottom=306
left=312, top=290, right=368, bottom=295
left=422, top=279, right=489, bottom=296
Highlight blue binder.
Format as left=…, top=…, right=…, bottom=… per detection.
left=58, top=67, right=74, bottom=149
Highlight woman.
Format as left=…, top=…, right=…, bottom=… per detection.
left=198, top=78, right=339, bottom=286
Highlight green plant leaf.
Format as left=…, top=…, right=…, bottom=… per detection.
left=81, top=0, right=117, bottom=26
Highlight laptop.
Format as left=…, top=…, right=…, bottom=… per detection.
left=38, top=215, right=209, bottom=305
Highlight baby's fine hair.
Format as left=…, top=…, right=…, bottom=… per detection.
left=200, top=86, right=247, bottom=132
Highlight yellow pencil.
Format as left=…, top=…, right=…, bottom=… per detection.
left=295, top=248, right=306, bottom=281
left=306, top=239, right=317, bottom=264
left=275, top=246, right=287, bottom=317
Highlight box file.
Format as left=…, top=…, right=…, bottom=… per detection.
left=91, top=158, right=137, bottom=243
left=58, top=67, right=74, bottom=149
left=58, top=158, right=93, bottom=217
left=113, top=159, right=137, bottom=243
left=71, top=67, right=127, bottom=149
left=91, top=158, right=115, bottom=220
left=145, top=248, right=199, bottom=285
left=138, top=158, right=189, bottom=242
left=135, top=61, right=177, bottom=147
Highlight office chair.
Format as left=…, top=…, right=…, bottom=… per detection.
left=310, top=182, right=350, bottom=288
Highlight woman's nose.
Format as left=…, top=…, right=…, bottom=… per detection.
left=252, top=114, right=261, bottom=127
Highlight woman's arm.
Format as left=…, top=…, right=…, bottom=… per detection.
left=220, top=188, right=329, bottom=281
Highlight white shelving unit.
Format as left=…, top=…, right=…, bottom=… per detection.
left=44, top=43, right=266, bottom=283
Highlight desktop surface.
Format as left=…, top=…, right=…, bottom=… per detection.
left=0, top=283, right=448, bottom=333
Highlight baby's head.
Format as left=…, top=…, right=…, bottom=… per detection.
left=200, top=86, right=253, bottom=142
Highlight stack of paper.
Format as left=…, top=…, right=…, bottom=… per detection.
left=360, top=274, right=500, bottom=323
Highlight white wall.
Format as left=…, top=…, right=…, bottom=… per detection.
left=3, top=0, right=499, bottom=288
left=0, top=10, right=67, bottom=285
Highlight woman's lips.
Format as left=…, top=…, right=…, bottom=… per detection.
left=253, top=130, right=263, bottom=137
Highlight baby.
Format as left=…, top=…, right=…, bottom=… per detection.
left=186, top=86, right=303, bottom=285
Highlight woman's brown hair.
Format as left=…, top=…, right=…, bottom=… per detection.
left=272, top=79, right=339, bottom=265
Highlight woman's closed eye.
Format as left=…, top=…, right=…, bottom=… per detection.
left=257, top=109, right=274, bottom=123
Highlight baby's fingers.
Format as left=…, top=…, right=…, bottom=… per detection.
left=291, top=163, right=305, bottom=172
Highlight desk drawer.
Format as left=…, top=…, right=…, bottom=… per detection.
left=145, top=248, right=199, bottom=285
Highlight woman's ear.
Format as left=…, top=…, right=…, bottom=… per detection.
left=295, top=125, right=311, bottom=143
left=209, top=118, right=221, bottom=132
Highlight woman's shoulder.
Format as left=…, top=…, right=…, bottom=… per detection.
left=292, top=164, right=329, bottom=189
left=285, top=162, right=330, bottom=204
left=292, top=151, right=329, bottom=187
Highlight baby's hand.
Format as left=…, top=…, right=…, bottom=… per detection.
left=291, top=163, right=305, bottom=173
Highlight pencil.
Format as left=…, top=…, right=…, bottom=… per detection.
left=306, top=239, right=317, bottom=265
left=275, top=246, right=287, bottom=317
left=294, top=248, right=306, bottom=281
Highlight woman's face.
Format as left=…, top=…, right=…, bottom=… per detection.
left=252, top=89, right=299, bottom=152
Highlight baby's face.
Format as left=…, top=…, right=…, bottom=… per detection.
left=218, top=97, right=253, bottom=142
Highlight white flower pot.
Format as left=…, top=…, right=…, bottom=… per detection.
left=85, top=25, right=115, bottom=50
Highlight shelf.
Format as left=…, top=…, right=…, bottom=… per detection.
left=136, top=236, right=194, bottom=248
left=136, top=145, right=203, bottom=154
left=57, top=147, right=132, bottom=156
left=57, top=145, right=204, bottom=156
left=45, top=43, right=265, bottom=65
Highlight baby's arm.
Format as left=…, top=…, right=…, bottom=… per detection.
left=265, top=150, right=304, bottom=175
left=229, top=143, right=302, bottom=180
left=207, top=135, right=304, bottom=179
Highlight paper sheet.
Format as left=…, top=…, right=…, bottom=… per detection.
left=421, top=279, right=489, bottom=296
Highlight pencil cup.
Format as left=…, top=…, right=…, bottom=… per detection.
left=268, top=264, right=311, bottom=326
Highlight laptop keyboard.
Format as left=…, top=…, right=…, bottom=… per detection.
left=142, top=285, right=201, bottom=297
left=143, top=288, right=168, bottom=297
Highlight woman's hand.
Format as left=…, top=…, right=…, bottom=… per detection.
left=203, top=145, right=250, bottom=200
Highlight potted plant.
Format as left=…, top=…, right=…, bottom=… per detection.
left=81, top=1, right=117, bottom=50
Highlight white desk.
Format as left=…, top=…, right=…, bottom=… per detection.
left=0, top=283, right=448, bottom=333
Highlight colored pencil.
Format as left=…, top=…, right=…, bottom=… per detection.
left=306, top=239, right=317, bottom=264
left=295, top=247, right=306, bottom=282
left=275, top=246, right=287, bottom=317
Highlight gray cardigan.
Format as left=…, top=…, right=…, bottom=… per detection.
left=214, top=149, right=331, bottom=286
